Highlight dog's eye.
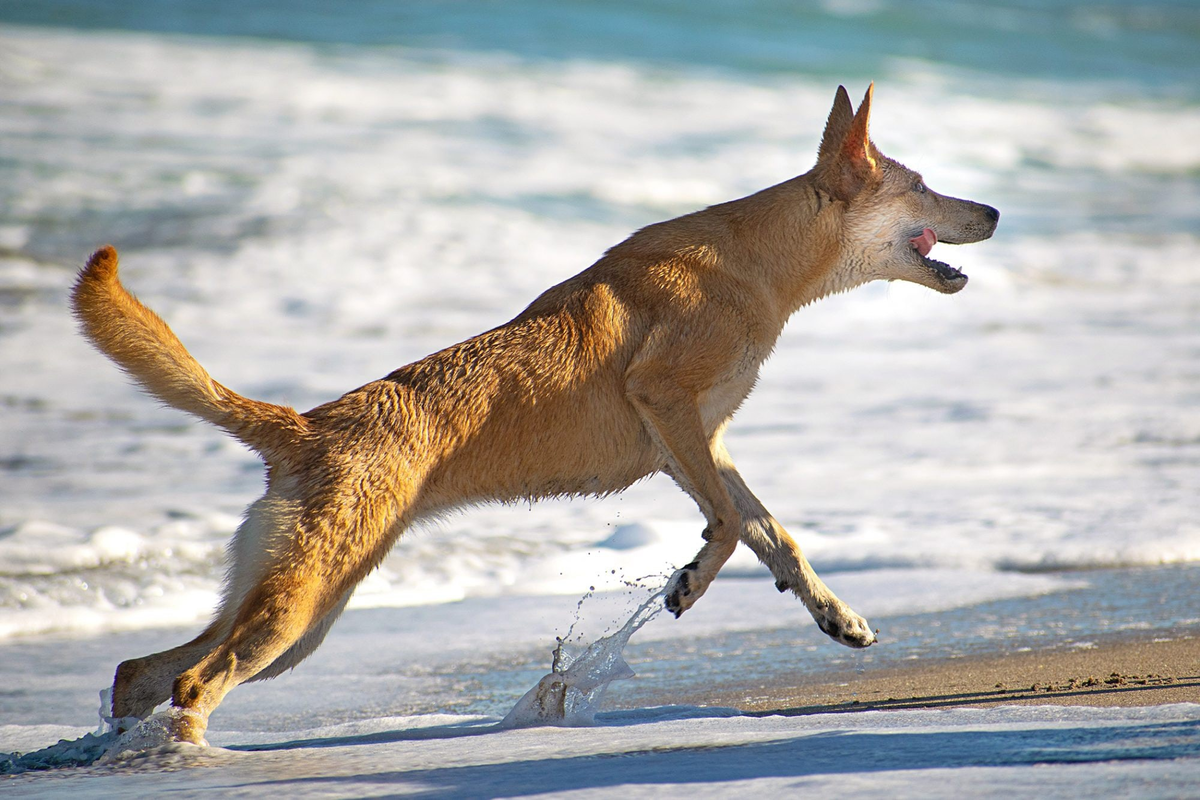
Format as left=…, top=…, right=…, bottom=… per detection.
left=913, top=181, right=927, bottom=194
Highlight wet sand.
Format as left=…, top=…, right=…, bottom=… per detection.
left=702, top=631, right=1200, bottom=716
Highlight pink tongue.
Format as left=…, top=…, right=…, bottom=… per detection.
left=910, top=227, right=937, bottom=257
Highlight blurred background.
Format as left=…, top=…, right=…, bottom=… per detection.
left=0, top=0, right=1197, bottom=641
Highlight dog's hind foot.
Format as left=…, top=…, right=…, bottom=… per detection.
left=166, top=707, right=210, bottom=746
left=111, top=655, right=174, bottom=725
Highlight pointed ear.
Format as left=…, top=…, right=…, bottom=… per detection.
left=816, top=85, right=854, bottom=163
left=840, top=82, right=876, bottom=173
left=820, top=83, right=880, bottom=202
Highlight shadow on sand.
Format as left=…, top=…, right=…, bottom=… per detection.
left=216, top=716, right=1200, bottom=798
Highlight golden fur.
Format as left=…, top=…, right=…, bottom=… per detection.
left=72, top=84, right=998, bottom=743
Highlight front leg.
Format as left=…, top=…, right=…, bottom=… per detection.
left=712, top=434, right=876, bottom=648
left=626, top=363, right=740, bottom=618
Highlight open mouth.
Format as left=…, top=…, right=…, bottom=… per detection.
left=909, top=227, right=967, bottom=289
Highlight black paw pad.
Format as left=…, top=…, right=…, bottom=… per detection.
left=819, top=619, right=842, bottom=639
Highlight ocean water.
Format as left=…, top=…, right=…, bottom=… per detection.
left=1, top=0, right=1198, bottom=644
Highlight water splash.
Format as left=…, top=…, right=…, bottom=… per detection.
left=0, top=730, right=113, bottom=774
left=501, top=584, right=666, bottom=728
left=0, top=688, right=123, bottom=773
left=0, top=686, right=205, bottom=773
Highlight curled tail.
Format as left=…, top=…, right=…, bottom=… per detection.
left=71, top=246, right=310, bottom=462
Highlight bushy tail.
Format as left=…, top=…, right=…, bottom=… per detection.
left=71, top=246, right=310, bottom=462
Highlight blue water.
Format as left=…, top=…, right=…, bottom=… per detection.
left=3, top=0, right=1198, bottom=91
left=1, top=0, right=1196, bottom=269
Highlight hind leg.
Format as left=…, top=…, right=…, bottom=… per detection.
left=109, top=585, right=349, bottom=724
left=167, top=565, right=364, bottom=742
left=247, top=586, right=353, bottom=683
left=110, top=494, right=287, bottom=722
left=111, top=622, right=228, bottom=724
left=165, top=496, right=402, bottom=744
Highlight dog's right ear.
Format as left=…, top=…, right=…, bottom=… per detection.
left=817, top=85, right=855, bottom=164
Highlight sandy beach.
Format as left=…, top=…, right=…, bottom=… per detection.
left=3, top=575, right=1199, bottom=793
left=710, top=630, right=1200, bottom=715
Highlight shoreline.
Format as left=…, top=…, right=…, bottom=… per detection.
left=4, top=567, right=1199, bottom=737
left=698, top=629, right=1200, bottom=715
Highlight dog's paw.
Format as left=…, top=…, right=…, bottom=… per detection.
left=813, top=602, right=877, bottom=649
left=664, top=561, right=700, bottom=618
left=166, top=707, right=210, bottom=746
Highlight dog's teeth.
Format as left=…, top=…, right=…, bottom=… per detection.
left=925, top=257, right=963, bottom=280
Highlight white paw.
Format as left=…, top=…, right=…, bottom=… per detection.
left=813, top=602, right=876, bottom=648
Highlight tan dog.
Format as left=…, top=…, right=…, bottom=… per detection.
left=72, top=84, right=997, bottom=743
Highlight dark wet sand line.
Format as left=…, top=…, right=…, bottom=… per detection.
left=695, top=630, right=1200, bottom=715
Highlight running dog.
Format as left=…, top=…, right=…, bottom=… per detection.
left=72, top=84, right=998, bottom=743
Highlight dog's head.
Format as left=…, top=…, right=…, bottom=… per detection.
left=813, top=84, right=999, bottom=294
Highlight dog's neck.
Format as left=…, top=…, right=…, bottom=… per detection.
left=701, top=172, right=862, bottom=320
